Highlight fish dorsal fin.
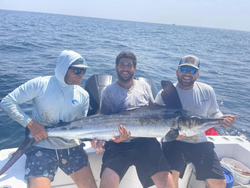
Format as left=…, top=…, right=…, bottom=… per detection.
left=161, top=80, right=182, bottom=109
left=118, top=103, right=165, bottom=116
left=101, top=103, right=168, bottom=120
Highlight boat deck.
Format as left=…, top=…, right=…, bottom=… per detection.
left=1, top=136, right=250, bottom=188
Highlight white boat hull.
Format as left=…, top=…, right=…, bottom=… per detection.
left=0, top=136, right=250, bottom=188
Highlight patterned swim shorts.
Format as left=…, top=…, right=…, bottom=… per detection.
left=24, top=145, right=89, bottom=181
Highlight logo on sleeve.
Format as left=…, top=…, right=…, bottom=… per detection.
left=72, top=99, right=79, bottom=105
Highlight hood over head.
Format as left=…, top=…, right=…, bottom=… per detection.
left=55, top=50, right=85, bottom=85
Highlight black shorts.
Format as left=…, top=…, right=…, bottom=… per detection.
left=101, top=138, right=171, bottom=187
left=162, top=141, right=225, bottom=181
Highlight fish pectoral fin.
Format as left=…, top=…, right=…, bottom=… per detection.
left=162, top=129, right=179, bottom=142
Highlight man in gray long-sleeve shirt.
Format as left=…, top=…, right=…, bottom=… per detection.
left=155, top=55, right=237, bottom=188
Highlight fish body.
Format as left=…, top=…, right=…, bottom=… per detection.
left=43, top=104, right=222, bottom=141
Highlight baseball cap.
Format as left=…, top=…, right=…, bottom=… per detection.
left=71, top=58, right=90, bottom=68
left=178, top=55, right=200, bottom=70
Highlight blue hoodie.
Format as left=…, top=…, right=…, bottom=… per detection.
left=0, top=50, right=89, bottom=149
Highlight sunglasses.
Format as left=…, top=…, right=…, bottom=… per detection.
left=179, top=66, right=198, bottom=74
left=68, top=67, right=87, bottom=75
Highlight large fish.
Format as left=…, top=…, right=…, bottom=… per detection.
left=0, top=80, right=223, bottom=176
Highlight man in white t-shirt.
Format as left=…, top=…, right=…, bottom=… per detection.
left=155, top=55, right=237, bottom=188
left=92, top=51, right=174, bottom=188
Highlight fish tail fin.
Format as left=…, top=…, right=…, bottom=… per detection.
left=161, top=80, right=182, bottom=109
left=0, top=136, right=35, bottom=176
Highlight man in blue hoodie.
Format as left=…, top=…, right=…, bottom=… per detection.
left=0, top=50, right=97, bottom=188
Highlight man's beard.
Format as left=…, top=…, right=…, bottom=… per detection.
left=177, top=75, right=197, bottom=87
left=117, top=70, right=134, bottom=82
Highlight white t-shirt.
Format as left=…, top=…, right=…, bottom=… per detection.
left=155, top=81, right=223, bottom=143
left=100, top=80, right=154, bottom=115
left=100, top=79, right=154, bottom=142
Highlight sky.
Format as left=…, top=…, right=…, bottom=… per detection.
left=1, top=0, right=250, bottom=32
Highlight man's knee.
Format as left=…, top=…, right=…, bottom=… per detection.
left=151, top=171, right=175, bottom=188
left=28, top=177, right=51, bottom=188
left=207, top=178, right=226, bottom=188
left=100, top=168, right=120, bottom=188
left=171, top=170, right=181, bottom=188
left=171, top=170, right=180, bottom=181
left=69, top=166, right=97, bottom=188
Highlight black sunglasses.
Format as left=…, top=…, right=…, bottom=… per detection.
left=179, top=66, right=198, bottom=74
left=68, top=67, right=87, bottom=75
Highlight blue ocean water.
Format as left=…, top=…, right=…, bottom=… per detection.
left=0, top=9, right=249, bottom=150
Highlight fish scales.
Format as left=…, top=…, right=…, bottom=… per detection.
left=45, top=112, right=173, bottom=140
